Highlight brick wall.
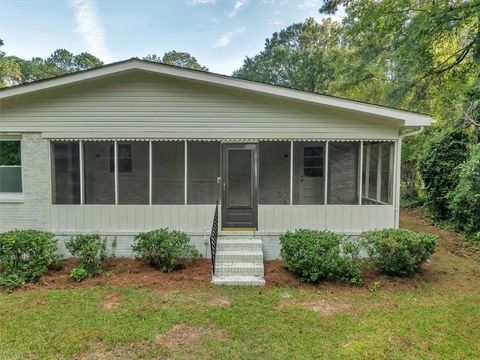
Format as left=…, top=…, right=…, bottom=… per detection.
left=0, top=133, right=51, bottom=232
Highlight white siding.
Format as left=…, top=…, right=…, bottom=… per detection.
left=51, top=204, right=394, bottom=235
left=1, top=72, right=399, bottom=140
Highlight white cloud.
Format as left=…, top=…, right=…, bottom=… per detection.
left=70, top=0, right=113, bottom=63
left=214, top=27, right=245, bottom=48
left=229, top=0, right=247, bottom=17
left=296, top=0, right=322, bottom=9
left=191, top=0, right=217, bottom=4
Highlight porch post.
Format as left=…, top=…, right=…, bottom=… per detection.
left=114, top=140, right=118, bottom=205
left=394, top=139, right=402, bottom=228
left=148, top=140, right=152, bottom=205
left=184, top=140, right=188, bottom=205
left=79, top=140, right=84, bottom=205
left=290, top=140, right=293, bottom=205
left=324, top=140, right=329, bottom=205
left=358, top=141, right=363, bottom=205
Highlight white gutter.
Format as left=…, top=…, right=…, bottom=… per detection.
left=394, top=127, right=425, bottom=227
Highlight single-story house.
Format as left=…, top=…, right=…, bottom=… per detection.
left=0, top=59, right=432, bottom=284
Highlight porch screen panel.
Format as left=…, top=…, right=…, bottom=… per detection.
left=84, top=141, right=115, bottom=204
left=117, top=141, right=149, bottom=204
left=259, top=141, right=290, bottom=204
left=362, top=142, right=393, bottom=205
left=293, top=141, right=325, bottom=205
left=51, top=142, right=80, bottom=204
left=381, top=143, right=394, bottom=204
left=152, top=141, right=184, bottom=204
left=187, top=141, right=220, bottom=204
left=327, top=142, right=360, bottom=205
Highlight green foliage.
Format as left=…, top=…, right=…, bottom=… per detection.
left=132, top=228, right=200, bottom=272
left=0, top=141, right=21, bottom=165
left=449, top=144, right=480, bottom=236
left=69, top=267, right=89, bottom=282
left=0, top=230, right=60, bottom=291
left=143, top=51, right=208, bottom=71
left=233, top=18, right=341, bottom=93
left=361, top=229, right=437, bottom=276
left=65, top=235, right=106, bottom=280
left=0, top=39, right=21, bottom=87
left=419, top=127, right=472, bottom=221
left=280, top=229, right=365, bottom=284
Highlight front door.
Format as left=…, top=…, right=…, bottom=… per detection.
left=221, top=143, right=258, bottom=229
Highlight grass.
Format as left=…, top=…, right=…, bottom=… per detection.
left=1, top=209, right=480, bottom=359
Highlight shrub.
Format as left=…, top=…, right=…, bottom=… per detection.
left=449, top=144, right=480, bottom=237
left=419, top=127, right=472, bottom=221
left=361, top=229, right=437, bottom=276
left=132, top=228, right=200, bottom=272
left=0, top=230, right=60, bottom=290
left=65, top=234, right=106, bottom=280
left=70, top=267, right=89, bottom=282
left=280, top=229, right=365, bottom=284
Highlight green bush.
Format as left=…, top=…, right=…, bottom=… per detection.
left=65, top=234, right=106, bottom=280
left=280, top=229, right=365, bottom=284
left=419, top=127, right=472, bottom=221
left=0, top=230, right=60, bottom=290
left=132, top=228, right=200, bottom=272
left=449, top=144, right=480, bottom=237
left=69, top=267, right=89, bottom=282
left=361, top=229, right=437, bottom=276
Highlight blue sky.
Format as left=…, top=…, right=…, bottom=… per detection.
left=0, top=0, right=342, bottom=75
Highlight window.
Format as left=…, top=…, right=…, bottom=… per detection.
left=110, top=144, right=132, bottom=173
left=303, top=146, right=323, bottom=177
left=328, top=142, right=360, bottom=205
left=51, top=142, right=80, bottom=204
left=84, top=142, right=115, bottom=204
left=152, top=141, right=184, bottom=204
left=259, top=141, right=290, bottom=204
left=0, top=140, right=22, bottom=193
left=187, top=142, right=220, bottom=204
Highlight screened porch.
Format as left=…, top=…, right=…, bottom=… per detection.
left=49, top=139, right=397, bottom=234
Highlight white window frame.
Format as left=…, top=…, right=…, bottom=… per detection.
left=0, top=138, right=24, bottom=203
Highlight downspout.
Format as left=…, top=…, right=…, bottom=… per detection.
left=394, top=126, right=424, bottom=228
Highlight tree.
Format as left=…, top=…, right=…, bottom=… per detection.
left=0, top=39, right=21, bottom=87
left=233, top=18, right=341, bottom=93
left=319, top=0, right=480, bottom=115
left=419, top=127, right=473, bottom=221
left=8, top=49, right=103, bottom=83
left=143, top=51, right=208, bottom=71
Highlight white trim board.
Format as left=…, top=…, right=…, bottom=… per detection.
left=0, top=59, right=433, bottom=127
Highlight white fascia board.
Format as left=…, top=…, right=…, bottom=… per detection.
left=0, top=59, right=434, bottom=127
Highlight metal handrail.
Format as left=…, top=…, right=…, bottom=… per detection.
left=209, top=200, right=219, bottom=275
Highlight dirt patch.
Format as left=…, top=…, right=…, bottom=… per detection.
left=76, top=341, right=161, bottom=360
left=300, top=300, right=352, bottom=315
left=276, top=297, right=352, bottom=316
left=209, top=295, right=231, bottom=307
left=156, top=324, right=226, bottom=352
left=99, top=293, right=123, bottom=309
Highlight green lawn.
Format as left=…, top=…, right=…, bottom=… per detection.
left=1, top=210, right=479, bottom=360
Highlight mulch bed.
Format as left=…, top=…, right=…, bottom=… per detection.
left=15, top=208, right=478, bottom=293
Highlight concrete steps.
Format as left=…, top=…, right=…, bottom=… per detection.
left=212, top=238, right=265, bottom=286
